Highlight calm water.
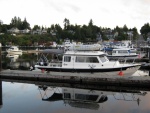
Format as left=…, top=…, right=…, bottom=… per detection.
left=1, top=52, right=150, bottom=113
left=0, top=80, right=150, bottom=113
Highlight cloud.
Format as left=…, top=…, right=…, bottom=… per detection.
left=0, top=0, right=150, bottom=31
left=41, top=0, right=80, bottom=13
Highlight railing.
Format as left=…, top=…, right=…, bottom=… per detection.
left=112, top=57, right=137, bottom=67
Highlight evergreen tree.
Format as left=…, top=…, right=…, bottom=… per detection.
left=21, top=18, right=30, bottom=30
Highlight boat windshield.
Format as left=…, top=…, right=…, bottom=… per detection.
left=99, top=55, right=109, bottom=63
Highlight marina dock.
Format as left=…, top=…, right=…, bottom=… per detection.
left=1, top=46, right=150, bottom=88
left=0, top=69, right=150, bottom=88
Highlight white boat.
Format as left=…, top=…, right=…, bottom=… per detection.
left=6, top=54, right=20, bottom=62
left=106, top=48, right=140, bottom=59
left=68, top=44, right=101, bottom=51
left=39, top=86, right=146, bottom=109
left=35, top=48, right=141, bottom=77
left=6, top=46, right=22, bottom=54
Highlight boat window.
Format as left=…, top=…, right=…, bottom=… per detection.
left=76, top=57, right=99, bottom=63
left=112, top=50, right=116, bottom=53
left=64, top=93, right=71, bottom=99
left=99, top=55, right=108, bottom=63
left=75, top=94, right=98, bottom=101
left=64, top=56, right=71, bottom=62
left=86, top=57, right=99, bottom=63
left=130, top=51, right=136, bottom=53
left=76, top=57, right=86, bottom=62
left=118, top=50, right=128, bottom=53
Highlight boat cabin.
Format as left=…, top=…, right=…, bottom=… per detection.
left=111, top=48, right=137, bottom=56
left=61, top=51, right=109, bottom=69
left=37, top=49, right=113, bottom=69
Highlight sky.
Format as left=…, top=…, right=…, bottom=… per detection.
left=0, top=0, right=150, bottom=32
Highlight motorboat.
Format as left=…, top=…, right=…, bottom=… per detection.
left=39, top=85, right=146, bottom=109
left=6, top=46, right=22, bottom=54
left=6, top=53, right=20, bottom=62
left=35, top=48, right=141, bottom=77
left=67, top=44, right=101, bottom=51
left=106, top=48, right=142, bottom=59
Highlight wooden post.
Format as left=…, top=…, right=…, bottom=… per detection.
left=0, top=43, right=2, bottom=106
left=0, top=80, right=2, bottom=106
left=0, top=43, right=1, bottom=71
left=149, top=47, right=150, bottom=61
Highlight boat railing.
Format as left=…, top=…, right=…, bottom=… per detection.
left=113, top=93, right=140, bottom=102
left=113, top=57, right=136, bottom=65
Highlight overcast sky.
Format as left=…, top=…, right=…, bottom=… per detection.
left=0, top=0, right=150, bottom=32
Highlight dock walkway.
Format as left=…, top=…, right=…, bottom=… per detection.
left=0, top=69, right=150, bottom=87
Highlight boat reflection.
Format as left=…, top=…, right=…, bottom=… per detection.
left=38, top=85, right=147, bottom=110
left=6, top=53, right=20, bottom=62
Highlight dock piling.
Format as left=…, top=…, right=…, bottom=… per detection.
left=0, top=43, right=1, bottom=71
left=149, top=47, right=150, bottom=62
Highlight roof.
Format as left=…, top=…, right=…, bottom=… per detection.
left=39, top=49, right=64, bottom=54
left=65, top=50, right=106, bottom=56
left=113, top=48, right=131, bottom=51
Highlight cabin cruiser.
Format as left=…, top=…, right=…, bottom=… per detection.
left=39, top=85, right=146, bottom=109
left=106, top=48, right=139, bottom=59
left=67, top=44, right=101, bottom=51
left=35, top=48, right=141, bottom=77
left=6, top=46, right=22, bottom=54
left=6, top=54, right=20, bottom=62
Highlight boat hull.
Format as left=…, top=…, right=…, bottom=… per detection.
left=37, top=65, right=140, bottom=77
left=6, top=51, right=22, bottom=55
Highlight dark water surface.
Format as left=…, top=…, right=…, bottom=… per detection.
left=0, top=81, right=150, bottom=113
left=1, top=51, right=150, bottom=113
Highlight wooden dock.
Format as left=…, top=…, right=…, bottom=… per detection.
left=0, top=69, right=150, bottom=88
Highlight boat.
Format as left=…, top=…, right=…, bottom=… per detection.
left=34, top=48, right=141, bottom=77
left=6, top=46, right=22, bottom=54
left=67, top=44, right=101, bottom=51
left=39, top=85, right=146, bottom=109
left=106, top=48, right=142, bottom=59
left=6, top=54, right=20, bottom=62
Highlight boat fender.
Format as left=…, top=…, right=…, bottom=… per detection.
left=118, top=70, right=124, bottom=76
left=41, top=69, right=45, bottom=73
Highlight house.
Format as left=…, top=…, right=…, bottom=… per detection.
left=50, top=30, right=56, bottom=36
left=32, top=29, right=47, bottom=34
left=7, top=27, right=19, bottom=33
left=20, top=29, right=30, bottom=34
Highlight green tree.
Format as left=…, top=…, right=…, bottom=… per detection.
left=10, top=16, right=22, bottom=29
left=63, top=18, right=70, bottom=30
left=140, top=23, right=150, bottom=39
left=21, top=18, right=30, bottom=30
left=32, top=25, right=40, bottom=30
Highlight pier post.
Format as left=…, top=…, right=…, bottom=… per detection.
left=149, top=47, right=150, bottom=62
left=0, top=80, right=2, bottom=106
left=0, top=43, right=2, bottom=106
left=146, top=47, right=148, bottom=58
left=0, top=43, right=1, bottom=71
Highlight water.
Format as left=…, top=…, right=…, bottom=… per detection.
left=1, top=52, right=150, bottom=113
left=0, top=80, right=150, bottom=113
